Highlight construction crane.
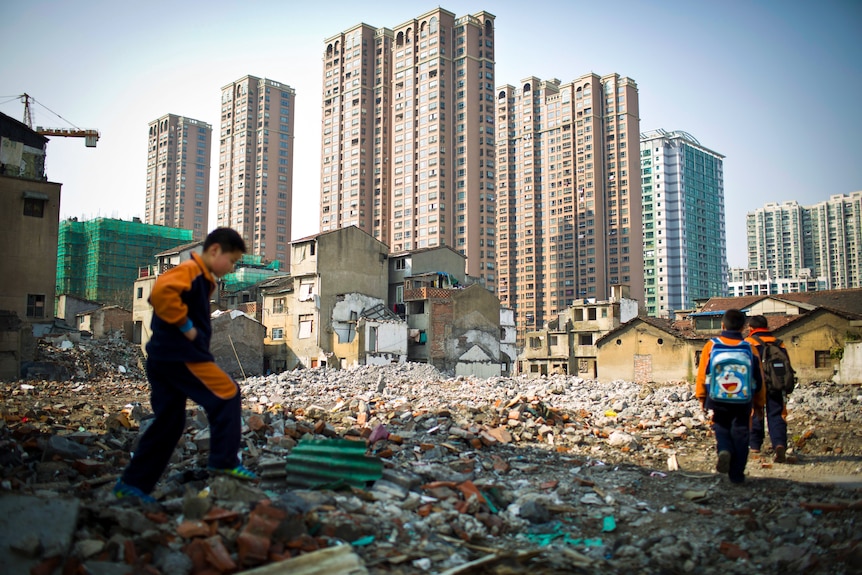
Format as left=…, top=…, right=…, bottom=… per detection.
left=20, top=93, right=100, bottom=147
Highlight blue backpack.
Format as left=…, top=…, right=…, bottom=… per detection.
left=707, top=338, right=754, bottom=403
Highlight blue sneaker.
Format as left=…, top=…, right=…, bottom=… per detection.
left=207, top=464, right=258, bottom=481
left=113, top=479, right=157, bottom=504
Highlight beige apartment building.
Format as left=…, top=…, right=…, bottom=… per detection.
left=496, top=74, right=643, bottom=343
left=218, top=76, right=295, bottom=269
left=145, top=114, right=212, bottom=240
left=746, top=192, right=862, bottom=290
left=321, top=8, right=498, bottom=289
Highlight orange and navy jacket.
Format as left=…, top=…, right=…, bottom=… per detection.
left=695, top=330, right=766, bottom=410
left=146, top=252, right=215, bottom=363
left=745, top=328, right=786, bottom=354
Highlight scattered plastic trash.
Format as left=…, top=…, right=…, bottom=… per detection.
left=682, top=490, right=709, bottom=503
left=604, top=410, right=617, bottom=417
left=650, top=471, right=667, bottom=478
left=602, top=516, right=616, bottom=532
left=351, top=535, right=375, bottom=546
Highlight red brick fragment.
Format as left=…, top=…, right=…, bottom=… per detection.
left=719, top=541, right=750, bottom=560
left=178, top=520, right=212, bottom=539
left=203, top=536, right=236, bottom=572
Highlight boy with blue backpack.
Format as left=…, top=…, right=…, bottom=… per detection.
left=696, top=309, right=766, bottom=483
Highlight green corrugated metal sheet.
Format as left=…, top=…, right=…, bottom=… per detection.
left=283, top=439, right=382, bottom=490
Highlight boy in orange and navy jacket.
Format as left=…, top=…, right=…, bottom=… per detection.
left=696, top=309, right=766, bottom=484
left=114, top=228, right=256, bottom=503
left=745, top=314, right=790, bottom=463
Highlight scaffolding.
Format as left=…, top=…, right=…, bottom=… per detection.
left=221, top=254, right=281, bottom=293
left=56, top=218, right=193, bottom=308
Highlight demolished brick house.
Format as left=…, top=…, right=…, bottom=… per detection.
left=259, top=227, right=512, bottom=376
left=519, top=285, right=638, bottom=377
left=280, top=226, right=394, bottom=369
left=74, top=305, right=132, bottom=339
left=0, top=112, right=62, bottom=376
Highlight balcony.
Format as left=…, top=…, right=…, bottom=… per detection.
left=403, top=287, right=454, bottom=301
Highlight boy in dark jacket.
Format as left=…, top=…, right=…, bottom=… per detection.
left=696, top=309, right=766, bottom=484
left=745, top=315, right=792, bottom=463
left=114, top=228, right=257, bottom=502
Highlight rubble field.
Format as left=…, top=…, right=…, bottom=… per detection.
left=0, top=338, right=861, bottom=575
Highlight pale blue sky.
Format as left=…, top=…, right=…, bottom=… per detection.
left=1, top=0, right=860, bottom=267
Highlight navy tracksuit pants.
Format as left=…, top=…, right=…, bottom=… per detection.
left=750, top=390, right=788, bottom=451
left=121, top=359, right=242, bottom=494
left=712, top=402, right=752, bottom=483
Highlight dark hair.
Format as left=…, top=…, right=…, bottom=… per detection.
left=204, top=228, right=246, bottom=253
left=748, top=315, right=768, bottom=329
left=722, top=309, right=746, bottom=331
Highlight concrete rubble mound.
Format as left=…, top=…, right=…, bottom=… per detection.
left=1, top=361, right=861, bottom=574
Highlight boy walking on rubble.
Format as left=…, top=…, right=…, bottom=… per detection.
left=746, top=315, right=795, bottom=463
left=696, top=309, right=765, bottom=484
left=114, top=228, right=257, bottom=503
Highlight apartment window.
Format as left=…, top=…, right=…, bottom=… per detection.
left=814, top=350, right=831, bottom=369
left=26, top=294, right=45, bottom=318
left=136, top=287, right=144, bottom=299
left=271, top=327, right=284, bottom=340
left=298, top=315, right=314, bottom=339
left=579, top=334, right=592, bottom=345
left=272, top=297, right=286, bottom=314
left=395, top=258, right=407, bottom=271
left=23, top=192, right=48, bottom=217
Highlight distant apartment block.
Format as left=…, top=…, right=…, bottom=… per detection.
left=640, top=130, right=727, bottom=318
left=321, top=8, right=498, bottom=287
left=747, top=192, right=862, bottom=289
left=496, top=74, right=642, bottom=340
left=727, top=267, right=828, bottom=297
left=145, top=114, right=212, bottom=240
left=218, top=75, right=295, bottom=269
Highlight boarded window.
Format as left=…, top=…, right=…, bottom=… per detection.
left=299, top=315, right=313, bottom=338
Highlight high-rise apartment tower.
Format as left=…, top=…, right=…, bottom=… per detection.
left=640, top=129, right=727, bottom=317
left=145, top=114, right=211, bottom=240
left=218, top=76, right=295, bottom=268
left=747, top=192, right=862, bottom=290
left=496, top=74, right=642, bottom=339
left=321, top=8, right=498, bottom=286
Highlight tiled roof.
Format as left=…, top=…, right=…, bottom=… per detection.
left=697, top=295, right=768, bottom=313
left=770, top=288, right=862, bottom=315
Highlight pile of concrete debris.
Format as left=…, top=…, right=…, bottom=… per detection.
left=23, top=334, right=146, bottom=382
left=1, top=363, right=860, bottom=575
